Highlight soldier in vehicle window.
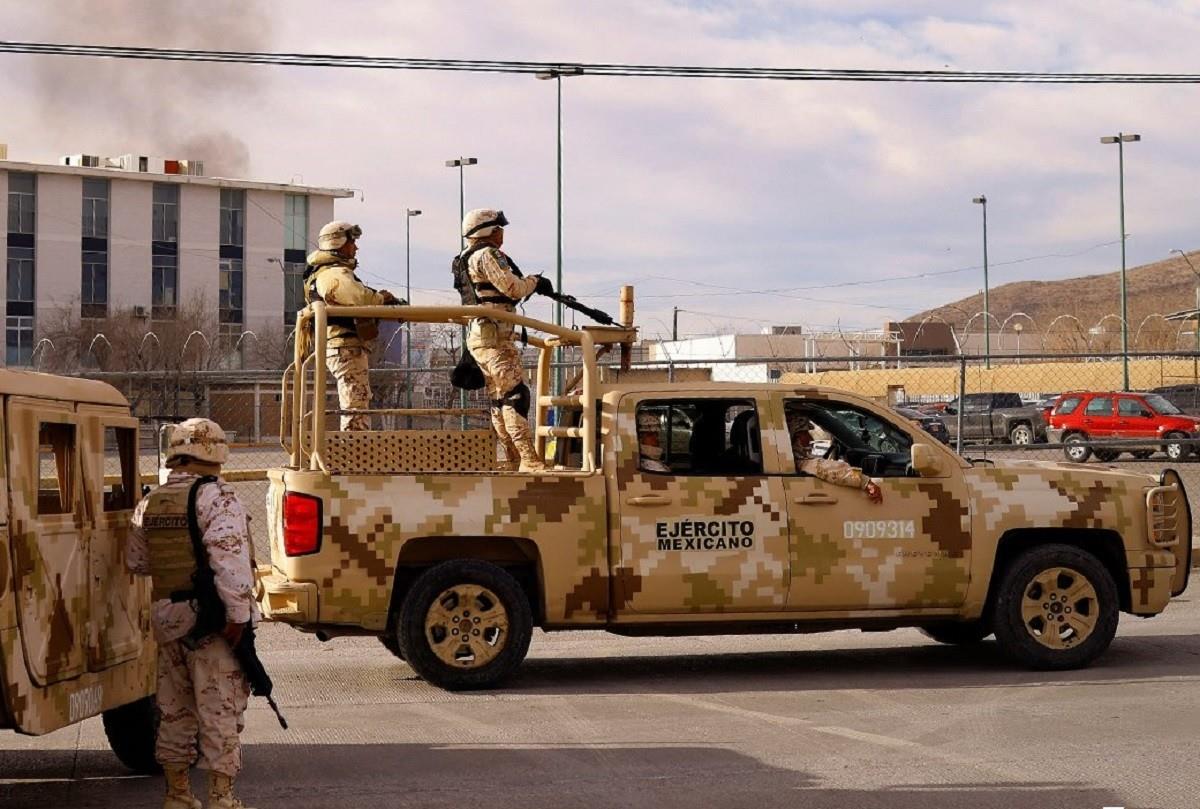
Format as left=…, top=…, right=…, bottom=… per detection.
left=637, top=410, right=671, bottom=472
left=787, top=411, right=883, bottom=503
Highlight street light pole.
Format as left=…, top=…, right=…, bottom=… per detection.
left=972, top=195, right=989, bottom=369
left=405, top=208, right=422, bottom=428
left=1101, top=133, right=1141, bottom=390
left=445, top=157, right=478, bottom=428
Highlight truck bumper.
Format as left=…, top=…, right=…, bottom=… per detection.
left=1126, top=551, right=1178, bottom=615
left=256, top=565, right=318, bottom=625
left=1046, top=428, right=1065, bottom=444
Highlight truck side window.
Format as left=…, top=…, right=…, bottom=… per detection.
left=636, top=399, right=761, bottom=476
left=38, top=423, right=75, bottom=516
left=104, top=426, right=140, bottom=511
left=786, top=400, right=912, bottom=478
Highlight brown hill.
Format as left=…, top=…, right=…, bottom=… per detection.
left=910, top=251, right=1200, bottom=350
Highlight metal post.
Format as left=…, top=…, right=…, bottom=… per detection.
left=672, top=307, right=679, bottom=341
left=1118, top=136, right=1129, bottom=390
left=1194, top=284, right=1199, bottom=387
left=405, top=209, right=421, bottom=428
left=458, top=164, right=467, bottom=428
left=972, top=195, right=989, bottom=369
left=956, top=355, right=967, bottom=456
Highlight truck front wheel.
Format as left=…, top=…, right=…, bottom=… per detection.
left=102, top=695, right=160, bottom=774
left=397, top=560, right=533, bottom=691
left=1008, top=423, right=1034, bottom=445
left=992, top=544, right=1118, bottom=670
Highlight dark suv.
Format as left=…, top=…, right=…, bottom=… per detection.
left=941, top=392, right=1047, bottom=445
left=1047, top=391, right=1200, bottom=462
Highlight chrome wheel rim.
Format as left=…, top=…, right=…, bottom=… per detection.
left=424, top=584, right=509, bottom=668
left=1019, top=567, right=1099, bottom=650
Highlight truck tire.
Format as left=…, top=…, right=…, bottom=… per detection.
left=919, top=621, right=992, bottom=645
left=1062, top=433, right=1092, bottom=462
left=378, top=633, right=405, bottom=660
left=398, top=560, right=533, bottom=691
left=102, top=696, right=160, bottom=774
left=992, top=544, right=1119, bottom=671
left=1131, top=450, right=1155, bottom=460
left=1008, top=423, right=1034, bottom=445
left=1164, top=432, right=1190, bottom=461
left=1094, top=449, right=1120, bottom=463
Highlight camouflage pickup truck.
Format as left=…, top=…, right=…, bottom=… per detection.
left=259, top=301, right=1192, bottom=690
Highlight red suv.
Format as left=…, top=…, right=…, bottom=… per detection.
left=1047, top=391, right=1200, bottom=462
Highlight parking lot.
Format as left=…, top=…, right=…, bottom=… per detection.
left=3, top=594, right=1197, bottom=809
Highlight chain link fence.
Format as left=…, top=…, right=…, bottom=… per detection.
left=90, top=349, right=1200, bottom=556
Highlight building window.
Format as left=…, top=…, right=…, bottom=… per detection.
left=220, top=189, right=245, bottom=247
left=284, top=193, right=308, bottom=252
left=7, top=172, right=36, bottom=234
left=7, top=246, right=35, bottom=304
left=152, top=183, right=179, bottom=242
left=82, top=178, right=109, bottom=238
left=152, top=252, right=178, bottom=320
left=81, top=250, right=108, bottom=319
left=6, top=316, right=34, bottom=366
left=217, top=323, right=244, bottom=369
left=219, top=258, right=244, bottom=325
left=283, top=261, right=305, bottom=325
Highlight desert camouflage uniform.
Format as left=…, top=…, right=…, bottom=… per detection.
left=305, top=250, right=389, bottom=431
left=637, top=410, right=670, bottom=472
left=465, top=245, right=541, bottom=470
left=128, top=471, right=258, bottom=778
left=786, top=412, right=875, bottom=493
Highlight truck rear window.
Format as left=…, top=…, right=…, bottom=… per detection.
left=1055, top=396, right=1082, bottom=415
left=636, top=399, right=761, bottom=476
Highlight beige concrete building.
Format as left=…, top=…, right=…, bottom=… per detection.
left=1, top=152, right=352, bottom=366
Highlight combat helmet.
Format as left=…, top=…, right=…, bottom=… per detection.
left=165, top=418, right=230, bottom=466
left=462, top=209, right=509, bottom=239
left=317, top=220, right=363, bottom=251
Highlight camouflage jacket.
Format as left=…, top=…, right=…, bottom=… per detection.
left=128, top=471, right=260, bottom=643
left=305, top=251, right=389, bottom=348
left=798, top=456, right=872, bottom=491
left=466, top=245, right=538, bottom=318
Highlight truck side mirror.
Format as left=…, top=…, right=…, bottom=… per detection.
left=911, top=443, right=945, bottom=477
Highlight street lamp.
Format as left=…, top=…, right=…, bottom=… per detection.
left=972, top=195, right=990, bottom=369
left=536, top=65, right=584, bottom=395
left=1172, top=248, right=1200, bottom=385
left=445, top=157, right=478, bottom=428
left=1013, top=321, right=1023, bottom=364
left=405, top=208, right=422, bottom=426
left=1100, top=132, right=1141, bottom=390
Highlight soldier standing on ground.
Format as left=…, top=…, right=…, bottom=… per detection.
left=460, top=208, right=553, bottom=472
left=304, top=221, right=403, bottom=430
left=787, top=411, right=884, bottom=503
left=127, top=418, right=259, bottom=809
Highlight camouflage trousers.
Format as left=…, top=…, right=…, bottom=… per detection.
left=156, top=637, right=250, bottom=778
left=326, top=345, right=372, bottom=431
left=467, top=322, right=540, bottom=470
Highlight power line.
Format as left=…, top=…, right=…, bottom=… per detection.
left=3, top=41, right=1200, bottom=84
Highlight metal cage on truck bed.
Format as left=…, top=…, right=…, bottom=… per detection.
left=280, top=290, right=637, bottom=475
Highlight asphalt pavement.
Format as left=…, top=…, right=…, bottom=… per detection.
left=3, top=595, right=1198, bottom=809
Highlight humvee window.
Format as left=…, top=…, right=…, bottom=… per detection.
left=637, top=399, right=761, bottom=475
left=103, top=426, right=139, bottom=511
left=37, top=422, right=75, bottom=515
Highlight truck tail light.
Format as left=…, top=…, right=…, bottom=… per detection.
left=283, top=492, right=323, bottom=556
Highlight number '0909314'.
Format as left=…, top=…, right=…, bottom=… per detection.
left=843, top=520, right=915, bottom=539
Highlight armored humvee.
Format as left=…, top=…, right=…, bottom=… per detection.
left=259, top=299, right=1192, bottom=690
left=0, top=370, right=158, bottom=771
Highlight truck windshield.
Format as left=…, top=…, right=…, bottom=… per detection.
left=1144, top=394, right=1183, bottom=415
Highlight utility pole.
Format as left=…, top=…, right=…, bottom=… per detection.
left=972, top=195, right=990, bottom=369
left=1101, top=133, right=1141, bottom=390
left=672, top=307, right=679, bottom=341
left=405, top=208, right=421, bottom=428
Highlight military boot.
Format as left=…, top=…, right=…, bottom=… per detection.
left=162, top=764, right=201, bottom=809
left=206, top=772, right=254, bottom=809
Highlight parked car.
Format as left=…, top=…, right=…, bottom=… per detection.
left=1047, top=391, right=1200, bottom=462
left=895, top=406, right=951, bottom=444
left=941, top=392, right=1048, bottom=445
left=1151, top=384, right=1200, bottom=417
left=1035, top=394, right=1062, bottom=422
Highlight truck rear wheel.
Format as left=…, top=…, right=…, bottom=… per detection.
left=397, top=560, right=532, bottom=691
left=1164, top=432, right=1190, bottom=461
left=1008, top=423, right=1034, bottom=445
left=1062, top=433, right=1092, bottom=462
left=919, top=620, right=992, bottom=645
left=378, top=633, right=405, bottom=660
left=992, top=544, right=1118, bottom=670
left=102, top=695, right=160, bottom=774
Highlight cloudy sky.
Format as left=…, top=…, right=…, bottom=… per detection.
left=3, top=1, right=1200, bottom=340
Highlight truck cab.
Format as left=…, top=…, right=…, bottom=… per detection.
left=0, top=370, right=158, bottom=772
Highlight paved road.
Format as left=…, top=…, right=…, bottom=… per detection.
left=3, top=595, right=1198, bottom=809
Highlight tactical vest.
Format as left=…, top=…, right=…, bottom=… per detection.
left=141, top=482, right=198, bottom=603
left=454, top=246, right=523, bottom=306
left=303, top=263, right=359, bottom=335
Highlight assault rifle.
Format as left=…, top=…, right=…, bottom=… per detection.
left=538, top=289, right=615, bottom=326
left=183, top=477, right=289, bottom=730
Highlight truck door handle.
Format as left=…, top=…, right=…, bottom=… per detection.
left=795, top=493, right=838, bottom=505
left=628, top=495, right=671, bottom=507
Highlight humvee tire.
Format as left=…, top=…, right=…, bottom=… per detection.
left=993, top=544, right=1119, bottom=670
left=102, top=696, right=161, bottom=774
left=919, top=620, right=992, bottom=645
left=378, top=634, right=405, bottom=660
left=397, top=560, right=532, bottom=690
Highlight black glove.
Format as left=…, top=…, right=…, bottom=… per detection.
left=534, top=275, right=554, bottom=295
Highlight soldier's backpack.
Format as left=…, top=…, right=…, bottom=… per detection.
left=451, top=243, right=489, bottom=305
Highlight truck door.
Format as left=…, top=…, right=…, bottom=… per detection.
left=6, top=398, right=87, bottom=685
left=780, top=395, right=973, bottom=611
left=613, top=393, right=790, bottom=615
left=77, top=405, right=146, bottom=670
